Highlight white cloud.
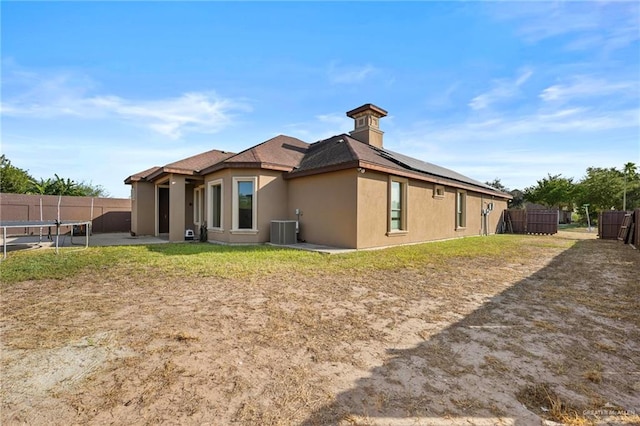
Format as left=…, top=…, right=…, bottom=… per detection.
left=488, top=1, right=640, bottom=51
left=393, top=105, right=638, bottom=191
left=398, top=106, right=638, bottom=149
left=327, top=62, right=377, bottom=84
left=539, top=76, right=637, bottom=103
left=1, top=66, right=250, bottom=139
left=424, top=82, right=460, bottom=110
left=468, top=68, right=533, bottom=110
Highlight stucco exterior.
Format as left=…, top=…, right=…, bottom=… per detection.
left=125, top=104, right=512, bottom=247
left=355, top=172, right=507, bottom=248
left=203, top=168, right=289, bottom=244
left=130, top=181, right=155, bottom=236
left=288, top=169, right=358, bottom=248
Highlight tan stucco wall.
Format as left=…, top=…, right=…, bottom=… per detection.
left=131, top=181, right=155, bottom=236
left=185, top=183, right=195, bottom=234
left=203, top=168, right=289, bottom=244
left=204, top=169, right=231, bottom=243
left=356, top=171, right=508, bottom=249
left=168, top=174, right=186, bottom=242
left=287, top=169, right=358, bottom=248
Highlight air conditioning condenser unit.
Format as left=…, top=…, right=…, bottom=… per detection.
left=270, top=220, right=297, bottom=245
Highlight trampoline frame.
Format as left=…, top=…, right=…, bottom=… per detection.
left=1, top=220, right=92, bottom=259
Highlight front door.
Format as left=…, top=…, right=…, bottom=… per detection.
left=158, top=187, right=170, bottom=234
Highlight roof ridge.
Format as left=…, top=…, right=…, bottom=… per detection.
left=341, top=134, right=362, bottom=161
left=167, top=148, right=232, bottom=165
left=223, top=134, right=291, bottom=163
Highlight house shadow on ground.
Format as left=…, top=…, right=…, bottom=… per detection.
left=301, top=239, right=640, bottom=425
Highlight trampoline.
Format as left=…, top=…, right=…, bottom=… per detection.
left=1, top=220, right=92, bottom=259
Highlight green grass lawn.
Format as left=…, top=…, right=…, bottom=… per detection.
left=557, top=223, right=595, bottom=233
left=0, top=234, right=573, bottom=285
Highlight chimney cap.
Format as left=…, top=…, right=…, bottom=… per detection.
left=346, top=103, right=388, bottom=119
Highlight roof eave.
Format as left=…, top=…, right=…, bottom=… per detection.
left=201, top=162, right=297, bottom=176
left=145, top=167, right=199, bottom=182
left=359, top=161, right=512, bottom=198
left=286, top=160, right=511, bottom=199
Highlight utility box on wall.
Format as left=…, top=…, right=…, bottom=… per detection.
left=270, top=220, right=297, bottom=245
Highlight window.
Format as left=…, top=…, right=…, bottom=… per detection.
left=388, top=176, right=408, bottom=234
left=456, top=190, right=466, bottom=229
left=208, top=180, right=223, bottom=229
left=194, top=187, right=204, bottom=224
left=434, top=185, right=445, bottom=199
left=232, top=177, right=258, bottom=232
left=391, top=181, right=402, bottom=230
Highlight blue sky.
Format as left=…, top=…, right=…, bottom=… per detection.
left=2, top=1, right=639, bottom=198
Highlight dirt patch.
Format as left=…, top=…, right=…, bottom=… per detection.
left=2, top=232, right=639, bottom=425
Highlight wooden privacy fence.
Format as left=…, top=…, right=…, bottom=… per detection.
left=0, top=193, right=131, bottom=234
left=503, top=209, right=558, bottom=235
left=598, top=211, right=628, bottom=240
left=598, top=209, right=639, bottom=248
left=635, top=209, right=640, bottom=248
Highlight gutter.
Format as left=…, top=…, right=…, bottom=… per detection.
left=286, top=160, right=511, bottom=199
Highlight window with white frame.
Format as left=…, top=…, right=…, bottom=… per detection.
left=208, top=180, right=223, bottom=229
left=456, top=190, right=466, bottom=229
left=194, top=187, right=204, bottom=225
left=232, top=177, right=257, bottom=231
left=388, top=176, right=408, bottom=233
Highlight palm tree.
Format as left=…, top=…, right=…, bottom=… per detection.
left=623, top=162, right=637, bottom=211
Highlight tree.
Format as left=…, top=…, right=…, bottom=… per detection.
left=523, top=174, right=575, bottom=209
left=508, top=189, right=525, bottom=209
left=76, top=181, right=109, bottom=197
left=28, top=174, right=105, bottom=196
left=622, top=162, right=637, bottom=211
left=1, top=156, right=109, bottom=197
left=574, top=167, right=625, bottom=212
left=485, top=178, right=524, bottom=209
left=485, top=178, right=509, bottom=193
left=0, top=155, right=33, bottom=194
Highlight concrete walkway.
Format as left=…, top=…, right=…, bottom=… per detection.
left=2, top=232, right=355, bottom=255
left=2, top=232, right=168, bottom=254
left=87, top=233, right=169, bottom=246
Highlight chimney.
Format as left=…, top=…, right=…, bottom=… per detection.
left=346, top=103, right=388, bottom=148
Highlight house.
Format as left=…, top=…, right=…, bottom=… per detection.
left=125, top=104, right=511, bottom=249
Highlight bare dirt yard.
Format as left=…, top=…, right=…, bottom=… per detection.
left=1, top=231, right=639, bottom=425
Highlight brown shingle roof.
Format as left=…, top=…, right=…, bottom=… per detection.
left=165, top=149, right=235, bottom=172
left=288, top=134, right=510, bottom=197
left=124, top=131, right=508, bottom=198
left=293, top=134, right=399, bottom=173
left=202, top=135, right=309, bottom=173
left=124, top=149, right=235, bottom=184
left=124, top=166, right=162, bottom=184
